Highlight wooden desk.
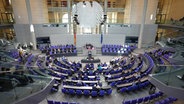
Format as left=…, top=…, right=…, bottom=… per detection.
left=63, top=85, right=93, bottom=90
left=54, top=71, right=68, bottom=76
left=64, top=79, right=99, bottom=84
left=55, top=64, right=69, bottom=71
left=106, top=77, right=123, bottom=82
left=63, top=85, right=111, bottom=90
left=88, top=76, right=96, bottom=79
left=54, top=77, right=61, bottom=81
left=117, top=83, right=132, bottom=88
left=116, top=77, right=148, bottom=88
left=105, top=72, right=122, bottom=78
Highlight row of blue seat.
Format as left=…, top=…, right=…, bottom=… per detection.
left=106, top=61, right=142, bottom=81
left=155, top=96, right=177, bottom=104
left=101, top=44, right=136, bottom=55
left=123, top=91, right=164, bottom=104
left=119, top=80, right=150, bottom=93
left=62, top=88, right=112, bottom=97
left=9, top=49, right=19, bottom=59
left=47, top=100, right=79, bottom=104
left=104, top=61, right=135, bottom=75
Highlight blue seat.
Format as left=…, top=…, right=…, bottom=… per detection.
left=132, top=85, right=138, bottom=91
left=110, top=82, right=116, bottom=87
left=55, top=101, right=61, bottom=104
left=83, top=90, right=90, bottom=96
left=99, top=90, right=105, bottom=96
left=76, top=89, right=82, bottom=95
left=137, top=98, right=143, bottom=103
left=140, top=82, right=146, bottom=88
left=91, top=90, right=98, bottom=97
left=152, top=93, right=157, bottom=100
left=164, top=98, right=170, bottom=104
left=154, top=101, right=160, bottom=104
left=149, top=95, right=154, bottom=101
left=126, top=86, right=133, bottom=92
left=62, top=102, right=68, bottom=104
left=130, top=99, right=137, bottom=104
left=123, top=101, right=130, bottom=104
left=47, top=100, right=54, bottom=104
left=120, top=87, right=126, bottom=93
left=143, top=96, right=149, bottom=102
left=160, top=100, right=165, bottom=104
left=68, top=89, right=75, bottom=95
left=51, top=87, right=58, bottom=92
left=106, top=89, right=112, bottom=95
left=145, top=81, right=150, bottom=86
left=69, top=103, right=77, bottom=104
left=158, top=91, right=163, bottom=97
left=61, top=88, right=68, bottom=94
left=168, top=96, right=177, bottom=102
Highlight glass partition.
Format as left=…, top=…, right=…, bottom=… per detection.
left=0, top=62, right=52, bottom=104
left=152, top=65, right=184, bottom=89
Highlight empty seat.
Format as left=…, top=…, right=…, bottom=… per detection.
left=131, top=99, right=137, bottom=104
left=123, top=101, right=130, bottom=104
left=76, top=89, right=82, bottom=95
left=69, top=103, right=77, bottom=104
left=168, top=96, right=177, bottom=102
left=137, top=98, right=143, bottom=103
left=110, top=81, right=116, bottom=87
left=91, top=90, right=98, bottom=97
left=68, top=89, right=75, bottom=95
left=47, top=100, right=54, bottom=104
left=51, top=87, right=58, bottom=92
left=55, top=101, right=61, bottom=104
left=106, top=89, right=112, bottom=95
left=62, top=102, right=68, bottom=104
left=99, top=90, right=105, bottom=96
left=120, top=87, right=126, bottom=93
left=83, top=90, right=90, bottom=96
left=61, top=88, right=68, bottom=94
left=143, top=96, right=149, bottom=103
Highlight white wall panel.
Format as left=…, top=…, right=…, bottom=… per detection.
left=14, top=24, right=32, bottom=44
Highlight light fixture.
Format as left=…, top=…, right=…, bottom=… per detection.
left=30, top=24, right=34, bottom=32
left=83, top=1, right=86, bottom=7
left=150, top=14, right=153, bottom=20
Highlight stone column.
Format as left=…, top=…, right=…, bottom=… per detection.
left=138, top=0, right=148, bottom=48
left=25, top=0, right=37, bottom=50
left=67, top=0, right=71, bottom=34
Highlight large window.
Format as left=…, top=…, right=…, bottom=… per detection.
left=48, top=12, right=68, bottom=23
left=107, top=12, right=124, bottom=23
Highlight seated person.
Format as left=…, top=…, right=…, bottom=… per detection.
left=98, top=81, right=102, bottom=87
left=92, top=84, right=98, bottom=90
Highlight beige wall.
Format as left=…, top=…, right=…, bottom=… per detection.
left=124, top=0, right=131, bottom=23
left=12, top=0, right=49, bottom=24
left=12, top=0, right=29, bottom=24
left=124, top=0, right=158, bottom=24
left=130, top=0, right=144, bottom=24
left=145, top=0, right=158, bottom=24
left=30, top=0, right=49, bottom=24
left=168, top=0, right=184, bottom=20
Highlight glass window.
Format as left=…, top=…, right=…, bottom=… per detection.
left=62, top=13, right=68, bottom=23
